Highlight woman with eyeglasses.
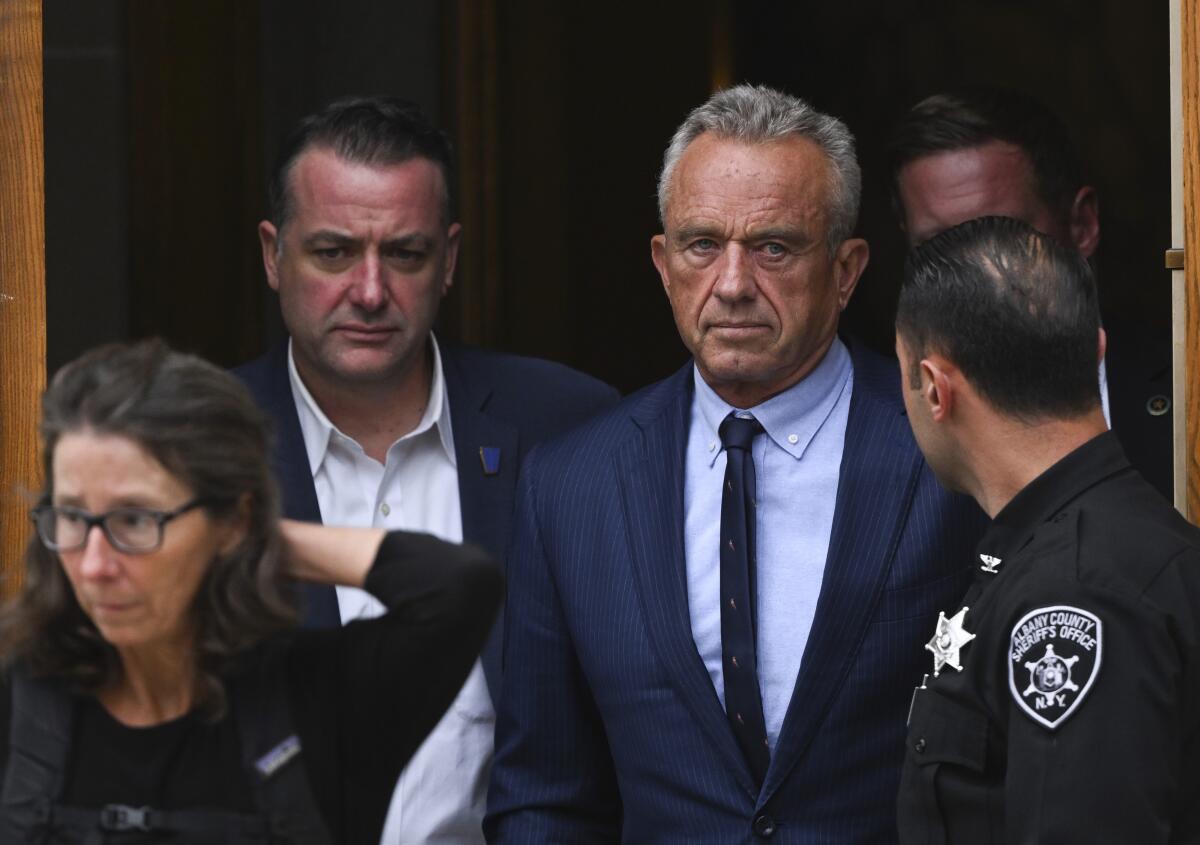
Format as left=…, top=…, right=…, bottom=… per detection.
left=0, top=339, right=501, bottom=844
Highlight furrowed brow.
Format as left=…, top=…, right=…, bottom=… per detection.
left=301, top=230, right=358, bottom=249
left=746, top=227, right=809, bottom=246
left=383, top=233, right=435, bottom=251
left=673, top=224, right=722, bottom=245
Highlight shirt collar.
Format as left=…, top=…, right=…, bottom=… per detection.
left=287, top=334, right=457, bottom=477
left=692, top=336, right=853, bottom=466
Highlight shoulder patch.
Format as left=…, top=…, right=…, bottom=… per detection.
left=1007, top=605, right=1102, bottom=729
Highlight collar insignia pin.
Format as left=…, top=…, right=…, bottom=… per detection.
left=926, top=607, right=976, bottom=677
left=479, top=446, right=501, bottom=476
left=979, top=554, right=1002, bottom=574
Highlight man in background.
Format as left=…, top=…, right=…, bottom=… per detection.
left=895, top=215, right=1200, bottom=841
left=888, top=88, right=1173, bottom=500
left=234, top=96, right=618, bottom=844
left=487, top=84, right=983, bottom=843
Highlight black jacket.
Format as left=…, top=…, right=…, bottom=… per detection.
left=898, top=432, right=1200, bottom=844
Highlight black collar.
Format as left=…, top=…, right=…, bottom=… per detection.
left=975, top=431, right=1131, bottom=564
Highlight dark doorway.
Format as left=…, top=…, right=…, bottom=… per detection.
left=731, top=1, right=1169, bottom=361
left=44, top=2, right=1170, bottom=397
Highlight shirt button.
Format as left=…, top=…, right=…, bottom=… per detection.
left=787, top=434, right=798, bottom=444
left=709, top=441, right=716, bottom=452
left=752, top=813, right=777, bottom=838
left=914, top=737, right=927, bottom=753
left=380, top=503, right=391, bottom=516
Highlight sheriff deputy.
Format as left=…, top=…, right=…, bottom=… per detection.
left=893, top=216, right=1200, bottom=843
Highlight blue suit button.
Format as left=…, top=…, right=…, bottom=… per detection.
left=752, top=813, right=776, bottom=838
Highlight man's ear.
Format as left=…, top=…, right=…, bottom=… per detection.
left=259, top=220, right=282, bottom=292
left=1067, top=185, right=1100, bottom=259
left=442, top=222, right=462, bottom=297
left=833, top=237, right=870, bottom=311
left=651, top=234, right=671, bottom=298
left=920, top=356, right=956, bottom=423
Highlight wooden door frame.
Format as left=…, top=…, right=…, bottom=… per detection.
left=1173, top=0, right=1199, bottom=518
left=0, top=0, right=46, bottom=593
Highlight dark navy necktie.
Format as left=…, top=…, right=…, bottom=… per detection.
left=718, top=412, right=770, bottom=785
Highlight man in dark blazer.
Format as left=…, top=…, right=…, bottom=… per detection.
left=888, top=88, right=1173, bottom=501
left=486, top=85, right=984, bottom=843
left=234, top=96, right=617, bottom=844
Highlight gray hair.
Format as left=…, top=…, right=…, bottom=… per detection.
left=657, top=85, right=862, bottom=247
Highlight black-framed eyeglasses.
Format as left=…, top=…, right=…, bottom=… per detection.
left=30, top=499, right=211, bottom=554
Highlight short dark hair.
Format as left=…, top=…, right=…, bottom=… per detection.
left=887, top=87, right=1084, bottom=227
left=267, top=95, right=455, bottom=230
left=0, top=339, right=297, bottom=718
left=897, top=216, right=1101, bottom=421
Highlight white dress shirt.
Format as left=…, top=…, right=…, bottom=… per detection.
left=288, top=336, right=493, bottom=844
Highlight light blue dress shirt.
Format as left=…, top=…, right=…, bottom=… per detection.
left=684, top=337, right=854, bottom=753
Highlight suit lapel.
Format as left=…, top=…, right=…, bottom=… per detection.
left=249, top=343, right=337, bottom=626
left=442, top=348, right=520, bottom=695
left=269, top=399, right=324, bottom=526
left=618, top=367, right=759, bottom=798
left=763, top=350, right=923, bottom=798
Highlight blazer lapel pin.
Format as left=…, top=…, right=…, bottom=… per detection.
left=479, top=446, right=502, bottom=476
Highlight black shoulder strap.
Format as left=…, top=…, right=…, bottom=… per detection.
left=1, top=670, right=75, bottom=839
left=2, top=658, right=337, bottom=844
left=233, top=645, right=335, bottom=845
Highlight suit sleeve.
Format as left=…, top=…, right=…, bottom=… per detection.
left=485, top=461, right=621, bottom=844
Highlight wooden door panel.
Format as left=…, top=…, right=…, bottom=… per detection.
left=0, top=0, right=47, bottom=591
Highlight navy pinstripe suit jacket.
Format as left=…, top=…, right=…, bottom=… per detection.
left=486, top=341, right=986, bottom=844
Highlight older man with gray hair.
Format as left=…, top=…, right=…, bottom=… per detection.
left=486, top=85, right=983, bottom=843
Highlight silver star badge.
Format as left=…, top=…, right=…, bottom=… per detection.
left=979, top=554, right=1002, bottom=574
left=926, top=607, right=976, bottom=676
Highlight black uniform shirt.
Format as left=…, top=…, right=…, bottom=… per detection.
left=898, top=432, right=1200, bottom=844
